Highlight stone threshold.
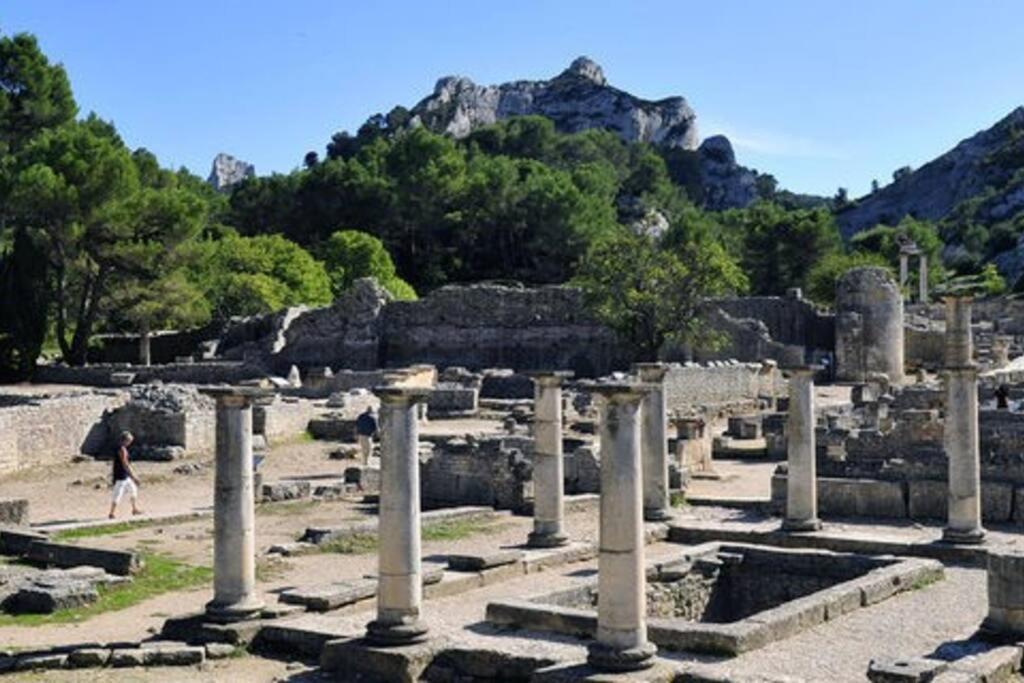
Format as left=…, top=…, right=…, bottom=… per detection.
left=684, top=495, right=773, bottom=511
left=300, top=505, right=510, bottom=545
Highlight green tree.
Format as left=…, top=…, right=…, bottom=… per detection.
left=804, top=251, right=891, bottom=306
left=190, top=233, right=332, bottom=319
left=850, top=216, right=945, bottom=287
left=0, top=229, right=50, bottom=379
left=574, top=232, right=746, bottom=361
left=323, top=229, right=416, bottom=300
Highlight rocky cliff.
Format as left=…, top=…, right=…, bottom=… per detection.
left=207, top=152, right=255, bottom=193
left=837, top=107, right=1024, bottom=239
left=408, top=57, right=700, bottom=150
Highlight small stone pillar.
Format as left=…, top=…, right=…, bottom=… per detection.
left=918, top=255, right=929, bottom=303
left=526, top=371, right=573, bottom=548
left=992, top=335, right=1012, bottom=368
left=139, top=329, right=152, bottom=367
left=899, top=253, right=909, bottom=289
left=201, top=386, right=271, bottom=622
left=366, top=386, right=431, bottom=644
left=587, top=383, right=657, bottom=672
left=783, top=367, right=821, bottom=532
left=983, top=549, right=1024, bottom=637
left=942, top=297, right=985, bottom=545
left=634, top=363, right=671, bottom=522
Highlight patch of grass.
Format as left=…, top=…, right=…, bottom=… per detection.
left=0, top=553, right=212, bottom=627
left=670, top=491, right=688, bottom=508
left=52, top=519, right=163, bottom=542
left=908, top=572, right=942, bottom=592
left=319, top=517, right=508, bottom=556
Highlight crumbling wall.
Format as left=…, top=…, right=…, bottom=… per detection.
left=662, top=362, right=781, bottom=412
left=254, top=397, right=315, bottom=444
left=0, top=391, right=127, bottom=474
left=104, top=385, right=216, bottom=457
left=420, top=435, right=534, bottom=510
left=33, top=361, right=264, bottom=388
left=711, top=295, right=834, bottom=352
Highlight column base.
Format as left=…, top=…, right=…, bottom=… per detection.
left=643, top=507, right=673, bottom=522
left=782, top=517, right=822, bottom=533
left=527, top=530, right=569, bottom=549
left=365, top=616, right=429, bottom=646
left=586, top=640, right=657, bottom=672
left=205, top=595, right=265, bottom=624
left=941, top=527, right=986, bottom=545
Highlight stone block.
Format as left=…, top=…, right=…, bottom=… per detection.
left=0, top=528, right=47, bottom=556
left=109, top=648, right=146, bottom=667
left=67, top=648, right=112, bottom=668
left=320, top=637, right=444, bottom=683
left=26, top=540, right=139, bottom=576
left=984, top=482, right=1014, bottom=523
left=945, top=645, right=1023, bottom=682
left=279, top=578, right=378, bottom=612
left=0, top=499, right=29, bottom=526
left=205, top=643, right=238, bottom=659
left=727, top=416, right=762, bottom=440
left=867, top=656, right=948, bottom=682
left=818, top=478, right=906, bottom=519
left=261, top=480, right=312, bottom=503
left=447, top=550, right=524, bottom=571
left=8, top=580, right=99, bottom=614
left=141, top=644, right=205, bottom=666
left=984, top=549, right=1024, bottom=637
left=14, top=653, right=68, bottom=671
left=908, top=479, right=946, bottom=520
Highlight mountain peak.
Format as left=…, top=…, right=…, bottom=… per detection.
left=560, top=56, right=606, bottom=86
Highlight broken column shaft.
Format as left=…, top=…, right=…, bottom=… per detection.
left=634, top=363, right=671, bottom=521
left=366, top=386, right=431, bottom=644
left=942, top=297, right=985, bottom=545
left=202, top=386, right=270, bottom=622
left=783, top=367, right=821, bottom=532
left=587, top=382, right=657, bottom=672
left=526, top=371, right=572, bottom=548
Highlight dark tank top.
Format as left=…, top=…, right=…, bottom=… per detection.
left=113, top=447, right=129, bottom=482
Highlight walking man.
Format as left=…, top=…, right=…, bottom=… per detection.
left=355, top=406, right=378, bottom=465
left=108, top=431, right=142, bottom=519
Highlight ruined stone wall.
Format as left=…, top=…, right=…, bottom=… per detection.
left=0, top=391, right=127, bottom=474
left=662, top=362, right=780, bottom=412
left=254, top=398, right=315, bottom=444
left=381, top=284, right=629, bottom=377
left=710, top=296, right=834, bottom=351
left=33, top=361, right=264, bottom=388
left=420, top=435, right=534, bottom=510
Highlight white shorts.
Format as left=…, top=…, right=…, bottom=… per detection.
left=111, top=478, right=138, bottom=504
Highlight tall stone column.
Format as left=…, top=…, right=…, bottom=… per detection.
left=919, top=255, right=929, bottom=303
left=899, top=253, right=909, bottom=291
left=783, top=368, right=821, bottom=532
left=634, top=363, right=671, bottom=521
left=942, top=297, right=985, bottom=544
left=526, top=371, right=573, bottom=548
left=587, top=383, right=657, bottom=672
left=201, top=387, right=270, bottom=623
left=366, top=386, right=431, bottom=644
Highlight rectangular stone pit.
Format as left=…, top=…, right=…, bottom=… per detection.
left=486, top=542, right=943, bottom=656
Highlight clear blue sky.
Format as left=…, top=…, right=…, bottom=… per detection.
left=5, top=1, right=1023, bottom=197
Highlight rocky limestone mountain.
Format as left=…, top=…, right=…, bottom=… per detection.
left=837, top=107, right=1024, bottom=239
left=207, top=153, right=255, bottom=193
left=698, top=135, right=758, bottom=211
left=408, top=56, right=700, bottom=150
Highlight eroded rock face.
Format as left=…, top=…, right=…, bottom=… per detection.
left=408, top=56, right=699, bottom=149
left=699, top=135, right=758, bottom=210
left=207, top=153, right=255, bottom=193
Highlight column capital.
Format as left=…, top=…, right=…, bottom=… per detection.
left=582, top=380, right=648, bottom=404
left=374, top=385, right=432, bottom=405
left=200, top=385, right=274, bottom=408
left=523, top=370, right=574, bottom=386
left=632, top=362, right=669, bottom=383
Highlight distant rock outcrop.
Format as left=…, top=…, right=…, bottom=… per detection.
left=207, top=153, right=255, bottom=193
left=408, top=56, right=700, bottom=150
left=698, top=135, right=758, bottom=211
left=837, top=107, right=1024, bottom=239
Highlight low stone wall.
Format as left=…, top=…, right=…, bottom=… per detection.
left=663, top=362, right=781, bottom=412
left=0, top=390, right=126, bottom=474
left=255, top=397, right=315, bottom=444
left=33, top=361, right=264, bottom=388
left=421, top=436, right=533, bottom=511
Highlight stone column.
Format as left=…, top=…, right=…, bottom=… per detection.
left=201, top=387, right=269, bottom=623
left=899, top=253, right=909, bottom=290
left=983, top=549, right=1024, bottom=637
left=139, top=329, right=151, bottom=367
left=526, top=371, right=573, bottom=548
left=918, top=255, right=929, bottom=303
left=587, top=383, right=657, bottom=672
left=366, top=386, right=430, bottom=645
left=942, top=297, right=985, bottom=544
left=783, top=368, right=821, bottom=532
left=992, top=335, right=1011, bottom=368
left=633, top=363, right=671, bottom=521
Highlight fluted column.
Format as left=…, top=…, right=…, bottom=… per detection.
left=526, top=371, right=573, bottom=548
left=634, top=363, right=671, bottom=521
left=783, top=368, right=821, bottom=532
left=201, top=386, right=270, bottom=623
left=366, top=386, right=431, bottom=644
left=942, top=296, right=985, bottom=544
left=587, top=383, right=657, bottom=672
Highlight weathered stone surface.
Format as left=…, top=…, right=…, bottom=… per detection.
left=320, top=637, right=445, bottom=683
left=14, top=652, right=68, bottom=671
left=279, top=578, right=378, bottom=612
left=447, top=550, right=524, bottom=571
left=0, top=499, right=29, bottom=526
left=141, top=643, right=205, bottom=666
left=7, top=579, right=98, bottom=614
left=26, top=540, right=139, bottom=576
left=67, top=648, right=111, bottom=668
left=109, top=648, right=146, bottom=667
left=204, top=643, right=237, bottom=660
left=836, top=267, right=904, bottom=384
left=261, top=480, right=312, bottom=503
left=818, top=478, right=907, bottom=519
left=867, top=656, right=948, bottom=682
